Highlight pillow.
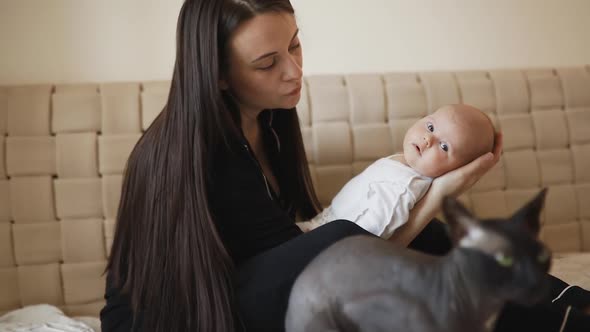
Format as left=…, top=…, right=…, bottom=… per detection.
left=0, top=304, right=95, bottom=332
left=70, top=317, right=100, bottom=332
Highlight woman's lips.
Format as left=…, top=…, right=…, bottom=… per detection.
left=286, top=86, right=301, bottom=96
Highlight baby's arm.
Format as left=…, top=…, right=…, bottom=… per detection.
left=296, top=208, right=333, bottom=232
left=295, top=220, right=316, bottom=233
left=295, top=221, right=317, bottom=233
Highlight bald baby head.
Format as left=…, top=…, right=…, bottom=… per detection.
left=402, top=104, right=496, bottom=177
left=445, top=104, right=495, bottom=163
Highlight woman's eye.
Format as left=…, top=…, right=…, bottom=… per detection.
left=258, top=60, right=276, bottom=71
left=439, top=142, right=449, bottom=152
left=426, top=122, right=434, bottom=132
left=495, top=253, right=514, bottom=267
left=258, top=44, right=300, bottom=70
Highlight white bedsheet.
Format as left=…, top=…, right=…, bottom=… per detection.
left=0, top=305, right=95, bottom=332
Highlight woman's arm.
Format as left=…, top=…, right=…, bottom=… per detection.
left=388, top=133, right=503, bottom=247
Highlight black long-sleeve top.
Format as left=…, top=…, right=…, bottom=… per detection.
left=100, top=110, right=303, bottom=331
left=208, top=111, right=303, bottom=264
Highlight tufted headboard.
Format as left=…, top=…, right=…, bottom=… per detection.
left=0, top=66, right=589, bottom=317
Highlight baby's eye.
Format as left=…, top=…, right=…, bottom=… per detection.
left=426, top=122, right=434, bottom=132
left=495, top=252, right=514, bottom=267
left=439, top=142, right=449, bottom=152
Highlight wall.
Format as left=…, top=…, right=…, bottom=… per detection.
left=1, top=0, right=589, bottom=84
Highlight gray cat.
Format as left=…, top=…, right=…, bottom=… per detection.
left=285, top=189, right=552, bottom=332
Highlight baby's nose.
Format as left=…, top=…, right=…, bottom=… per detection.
left=422, top=133, right=434, bottom=147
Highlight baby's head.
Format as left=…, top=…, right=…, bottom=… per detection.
left=402, top=104, right=495, bottom=178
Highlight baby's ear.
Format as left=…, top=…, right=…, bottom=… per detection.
left=511, top=188, right=547, bottom=237
left=442, top=196, right=481, bottom=245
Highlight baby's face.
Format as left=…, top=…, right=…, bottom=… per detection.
left=402, top=105, right=493, bottom=178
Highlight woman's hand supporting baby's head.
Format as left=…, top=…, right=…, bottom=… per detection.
left=430, top=131, right=503, bottom=199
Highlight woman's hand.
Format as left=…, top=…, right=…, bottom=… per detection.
left=430, top=132, right=503, bottom=199
left=388, top=133, right=503, bottom=247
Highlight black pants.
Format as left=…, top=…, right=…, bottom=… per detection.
left=236, top=219, right=590, bottom=332
left=236, top=219, right=372, bottom=330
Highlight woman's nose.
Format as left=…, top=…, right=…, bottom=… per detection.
left=282, top=55, right=303, bottom=81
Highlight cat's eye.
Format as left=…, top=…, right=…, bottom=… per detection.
left=537, top=248, right=550, bottom=263
left=494, top=253, right=514, bottom=267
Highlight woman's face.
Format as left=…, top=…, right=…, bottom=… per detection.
left=223, top=12, right=303, bottom=114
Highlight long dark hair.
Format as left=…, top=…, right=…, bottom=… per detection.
left=105, top=0, right=320, bottom=331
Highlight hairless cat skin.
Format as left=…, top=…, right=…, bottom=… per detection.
left=286, top=189, right=551, bottom=332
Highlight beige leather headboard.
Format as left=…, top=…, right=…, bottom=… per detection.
left=301, top=68, right=590, bottom=253
left=0, top=66, right=589, bottom=317
left=0, top=82, right=170, bottom=316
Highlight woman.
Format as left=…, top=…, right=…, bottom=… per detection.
left=100, top=0, right=590, bottom=331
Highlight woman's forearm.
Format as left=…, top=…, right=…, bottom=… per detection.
left=387, top=187, right=444, bottom=247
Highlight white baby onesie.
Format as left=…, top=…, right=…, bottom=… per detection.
left=301, top=155, right=432, bottom=239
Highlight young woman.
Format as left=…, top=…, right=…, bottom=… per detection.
left=100, top=0, right=590, bottom=331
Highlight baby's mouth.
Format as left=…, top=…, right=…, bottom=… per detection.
left=413, top=143, right=422, bottom=156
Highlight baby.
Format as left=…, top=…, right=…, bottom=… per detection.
left=297, top=104, right=496, bottom=238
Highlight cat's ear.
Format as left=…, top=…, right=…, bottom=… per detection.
left=511, top=188, right=547, bottom=236
left=442, top=196, right=481, bottom=245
